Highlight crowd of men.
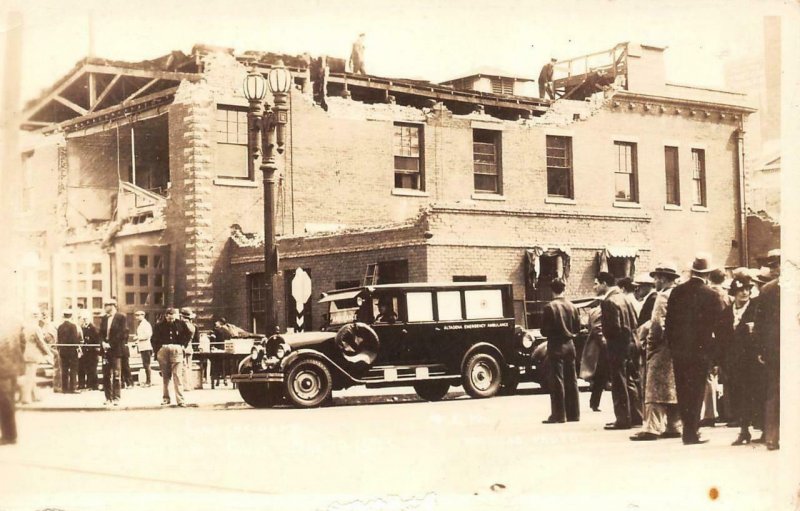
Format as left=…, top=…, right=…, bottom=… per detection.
left=541, top=249, right=781, bottom=449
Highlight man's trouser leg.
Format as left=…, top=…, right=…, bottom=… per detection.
left=86, top=355, right=98, bottom=390
left=0, top=377, right=17, bottom=441
left=642, top=403, right=666, bottom=435
left=62, top=357, right=77, bottom=393
left=110, top=358, right=122, bottom=401
left=21, top=363, right=38, bottom=404
left=170, top=346, right=185, bottom=405
left=141, top=350, right=152, bottom=385
left=102, top=361, right=111, bottom=401
left=665, top=404, right=682, bottom=434
left=563, top=347, right=580, bottom=421
left=627, top=343, right=643, bottom=425
left=548, top=353, right=566, bottom=421
left=608, top=350, right=631, bottom=427
left=701, top=372, right=718, bottom=420
left=78, top=356, right=87, bottom=389
left=763, top=360, right=780, bottom=446
left=157, top=347, right=172, bottom=402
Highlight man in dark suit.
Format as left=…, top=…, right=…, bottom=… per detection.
left=79, top=314, right=100, bottom=390
left=99, top=299, right=128, bottom=406
left=665, top=254, right=726, bottom=444
left=541, top=278, right=581, bottom=424
left=56, top=312, right=82, bottom=393
left=597, top=272, right=642, bottom=430
left=755, top=249, right=780, bottom=450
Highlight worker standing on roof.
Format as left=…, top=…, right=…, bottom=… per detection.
left=538, top=57, right=557, bottom=100
left=349, top=33, right=366, bottom=75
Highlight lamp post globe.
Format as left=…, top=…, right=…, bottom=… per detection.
left=243, top=69, right=267, bottom=102
left=267, top=61, right=292, bottom=94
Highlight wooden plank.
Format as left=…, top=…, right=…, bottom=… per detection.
left=83, top=63, right=198, bottom=82
left=91, top=74, right=122, bottom=113
left=125, top=78, right=159, bottom=103
left=54, top=95, right=89, bottom=115
left=23, top=63, right=87, bottom=118
left=88, top=72, right=97, bottom=108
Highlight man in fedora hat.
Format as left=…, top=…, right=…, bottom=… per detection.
left=56, top=311, right=82, bottom=394
left=634, top=273, right=657, bottom=327
left=99, top=298, right=128, bottom=405
left=595, top=272, right=642, bottom=430
left=665, top=253, right=726, bottom=444
left=631, top=262, right=682, bottom=441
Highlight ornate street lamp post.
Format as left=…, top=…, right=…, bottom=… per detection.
left=243, top=61, right=292, bottom=334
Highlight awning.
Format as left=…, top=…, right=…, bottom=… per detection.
left=603, top=246, right=639, bottom=258
left=318, top=289, right=363, bottom=303
left=525, top=246, right=571, bottom=290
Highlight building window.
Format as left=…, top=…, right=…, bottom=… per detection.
left=692, top=148, right=707, bottom=206
left=248, top=273, right=266, bottom=334
left=614, top=141, right=638, bottom=202
left=664, top=146, right=680, bottom=206
left=216, top=106, right=251, bottom=180
left=393, top=123, right=423, bottom=190
left=118, top=246, right=169, bottom=315
left=546, top=135, right=573, bottom=198
left=473, top=129, right=501, bottom=194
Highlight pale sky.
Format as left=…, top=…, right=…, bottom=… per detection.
left=1, top=0, right=789, bottom=105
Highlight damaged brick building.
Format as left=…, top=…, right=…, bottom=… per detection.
left=14, top=42, right=755, bottom=332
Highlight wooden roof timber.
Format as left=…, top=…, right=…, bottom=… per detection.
left=22, top=62, right=199, bottom=126
left=327, top=73, right=549, bottom=113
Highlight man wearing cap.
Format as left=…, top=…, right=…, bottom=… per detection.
left=538, top=57, right=557, bottom=99
left=630, top=263, right=682, bottom=441
left=133, top=311, right=153, bottom=387
left=595, top=272, right=642, bottom=430
left=665, top=253, right=726, bottom=444
left=99, top=299, right=128, bottom=405
left=153, top=308, right=192, bottom=406
left=754, top=249, right=780, bottom=450
left=56, top=311, right=82, bottom=394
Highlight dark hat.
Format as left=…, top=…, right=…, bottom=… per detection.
left=63, top=311, right=73, bottom=318
left=728, top=277, right=753, bottom=296
left=179, top=307, right=195, bottom=319
left=650, top=262, right=680, bottom=279
left=752, top=267, right=774, bottom=285
left=758, top=248, right=781, bottom=268
left=104, top=298, right=117, bottom=306
left=690, top=253, right=716, bottom=274
left=166, top=307, right=179, bottom=315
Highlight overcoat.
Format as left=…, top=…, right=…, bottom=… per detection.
left=100, top=312, right=129, bottom=359
left=644, top=287, right=677, bottom=404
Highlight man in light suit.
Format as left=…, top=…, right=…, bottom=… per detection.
left=99, top=299, right=128, bottom=406
left=665, top=254, right=726, bottom=445
left=597, top=272, right=642, bottom=430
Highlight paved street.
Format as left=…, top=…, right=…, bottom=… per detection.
left=0, top=384, right=783, bottom=511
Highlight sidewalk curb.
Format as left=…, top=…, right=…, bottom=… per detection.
left=17, top=401, right=250, bottom=412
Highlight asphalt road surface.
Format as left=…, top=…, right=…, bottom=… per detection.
left=0, top=386, right=784, bottom=511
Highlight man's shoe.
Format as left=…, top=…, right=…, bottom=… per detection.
left=683, top=437, right=709, bottom=445
left=726, top=420, right=740, bottom=428
left=660, top=431, right=682, bottom=439
left=177, top=402, right=186, bottom=408
left=630, top=432, right=659, bottom=441
left=732, top=432, right=751, bottom=446
left=161, top=399, right=170, bottom=406
left=604, top=423, right=632, bottom=430
left=103, top=400, right=112, bottom=406
left=542, top=417, right=565, bottom=424
left=766, top=441, right=779, bottom=451
left=698, top=418, right=716, bottom=428
left=112, top=400, right=120, bottom=407
left=567, top=417, right=580, bottom=422
left=0, top=437, right=17, bottom=446
left=591, top=407, right=601, bottom=412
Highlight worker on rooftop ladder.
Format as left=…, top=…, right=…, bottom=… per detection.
left=349, top=33, right=366, bottom=75
left=539, top=57, right=557, bottom=100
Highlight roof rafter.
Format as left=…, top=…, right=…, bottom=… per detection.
left=23, top=63, right=89, bottom=119
left=90, top=74, right=122, bottom=113
left=83, top=63, right=198, bottom=82
left=125, top=78, right=160, bottom=103
left=54, top=95, right=88, bottom=116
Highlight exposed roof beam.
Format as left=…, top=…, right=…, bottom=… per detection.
left=125, top=78, right=159, bottom=103
left=88, top=72, right=97, bottom=108
left=90, top=74, right=122, bottom=113
left=83, top=63, right=198, bottom=82
left=54, top=95, right=89, bottom=116
left=23, top=63, right=88, bottom=119
left=59, top=86, right=177, bottom=132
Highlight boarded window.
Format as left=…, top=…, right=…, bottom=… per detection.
left=665, top=146, right=680, bottom=205
left=473, top=129, right=502, bottom=193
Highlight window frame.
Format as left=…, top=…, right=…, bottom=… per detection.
left=472, top=129, right=502, bottom=194
left=392, top=123, right=424, bottom=191
left=691, top=148, right=707, bottom=207
left=664, top=146, right=681, bottom=206
left=546, top=135, right=574, bottom=199
left=613, top=141, right=639, bottom=203
left=215, top=105, right=252, bottom=181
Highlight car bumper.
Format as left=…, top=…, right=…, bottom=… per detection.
left=231, top=372, right=284, bottom=384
